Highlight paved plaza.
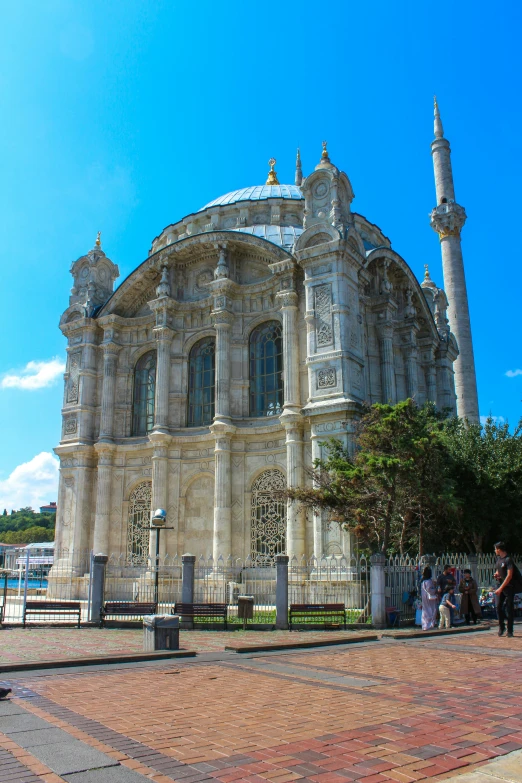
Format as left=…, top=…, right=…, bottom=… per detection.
left=0, top=627, right=521, bottom=782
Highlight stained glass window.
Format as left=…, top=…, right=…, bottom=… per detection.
left=188, top=338, right=215, bottom=427
left=132, top=351, right=156, bottom=436
left=249, top=321, right=283, bottom=417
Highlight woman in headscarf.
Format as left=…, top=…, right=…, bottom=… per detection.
left=421, top=566, right=438, bottom=630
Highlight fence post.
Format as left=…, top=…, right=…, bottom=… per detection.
left=468, top=554, right=479, bottom=587
left=89, top=554, right=108, bottom=624
left=275, top=555, right=289, bottom=630
left=181, top=554, right=196, bottom=629
left=370, top=553, right=386, bottom=629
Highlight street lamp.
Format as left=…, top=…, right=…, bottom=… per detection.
left=149, top=509, right=174, bottom=606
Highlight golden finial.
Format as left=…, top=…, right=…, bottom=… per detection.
left=95, top=231, right=101, bottom=247
left=321, top=140, right=329, bottom=160
left=266, top=157, right=280, bottom=186
left=424, top=263, right=430, bottom=278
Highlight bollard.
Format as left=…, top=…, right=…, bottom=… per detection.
left=275, top=555, right=289, bottom=630
left=90, top=554, right=108, bottom=624
left=181, top=554, right=196, bottom=630
left=370, top=553, right=386, bottom=629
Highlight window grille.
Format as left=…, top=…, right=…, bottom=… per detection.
left=132, top=351, right=156, bottom=436
left=251, top=469, right=286, bottom=564
left=127, top=481, right=152, bottom=565
left=188, top=337, right=215, bottom=427
left=249, top=321, right=283, bottom=417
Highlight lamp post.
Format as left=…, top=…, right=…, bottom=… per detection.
left=149, top=509, right=174, bottom=607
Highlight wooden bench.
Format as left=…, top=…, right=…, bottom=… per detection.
left=173, top=602, right=228, bottom=629
left=100, top=601, right=157, bottom=627
left=289, top=603, right=347, bottom=630
left=23, top=600, right=81, bottom=628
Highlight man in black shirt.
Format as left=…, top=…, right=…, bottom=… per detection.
left=494, top=542, right=522, bottom=638
left=437, top=564, right=456, bottom=598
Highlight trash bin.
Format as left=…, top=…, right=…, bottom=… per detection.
left=237, top=595, right=254, bottom=629
left=143, top=614, right=180, bottom=651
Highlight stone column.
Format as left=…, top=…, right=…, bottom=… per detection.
left=284, top=421, right=306, bottom=559
left=150, top=438, right=169, bottom=560
left=211, top=431, right=232, bottom=560
left=378, top=323, right=396, bottom=404
left=89, top=554, right=108, bottom=623
left=153, top=326, right=174, bottom=434
left=99, top=342, right=120, bottom=442
left=277, top=289, right=300, bottom=412
left=93, top=444, right=115, bottom=554
left=370, top=553, right=387, bottom=629
left=425, top=361, right=437, bottom=404
left=213, top=313, right=233, bottom=424
left=404, top=345, right=419, bottom=400
left=275, top=554, right=289, bottom=630
left=311, top=431, right=323, bottom=559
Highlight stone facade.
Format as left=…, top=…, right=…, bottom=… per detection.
left=54, top=126, right=475, bottom=566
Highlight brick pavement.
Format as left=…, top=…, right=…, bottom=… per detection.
left=0, top=627, right=379, bottom=664
left=1, top=628, right=521, bottom=782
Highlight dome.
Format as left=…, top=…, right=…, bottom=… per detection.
left=232, top=224, right=303, bottom=250
left=199, top=184, right=303, bottom=211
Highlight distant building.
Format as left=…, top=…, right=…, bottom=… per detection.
left=39, top=502, right=57, bottom=514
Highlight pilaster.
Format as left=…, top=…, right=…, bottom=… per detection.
left=98, top=340, right=121, bottom=443
left=93, top=442, right=116, bottom=554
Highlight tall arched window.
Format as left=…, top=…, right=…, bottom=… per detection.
left=127, top=481, right=152, bottom=565
left=188, top=337, right=215, bottom=427
left=249, top=321, right=283, bottom=417
left=251, top=469, right=287, bottom=564
left=132, top=351, right=156, bottom=436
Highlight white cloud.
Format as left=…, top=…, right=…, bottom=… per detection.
left=506, top=369, right=522, bottom=378
left=0, top=452, right=59, bottom=513
left=1, top=357, right=65, bottom=390
left=480, top=415, right=506, bottom=426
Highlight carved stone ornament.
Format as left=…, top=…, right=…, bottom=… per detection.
left=317, top=368, right=336, bottom=389
left=64, top=417, right=77, bottom=435
left=430, top=201, right=466, bottom=239
left=156, top=264, right=171, bottom=298
left=314, top=284, right=333, bottom=347
left=66, top=352, right=81, bottom=403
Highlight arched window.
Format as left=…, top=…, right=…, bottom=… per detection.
left=249, top=321, right=283, bottom=417
left=251, top=469, right=287, bottom=564
left=127, top=481, right=152, bottom=565
left=132, top=351, right=156, bottom=436
left=188, top=337, right=215, bottom=427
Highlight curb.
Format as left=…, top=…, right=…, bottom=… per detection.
left=0, top=649, right=196, bottom=673
left=383, top=624, right=492, bottom=640
left=225, top=633, right=379, bottom=653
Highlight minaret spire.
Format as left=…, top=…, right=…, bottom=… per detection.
left=430, top=98, right=479, bottom=422
left=295, top=148, right=302, bottom=186
left=433, top=95, right=444, bottom=139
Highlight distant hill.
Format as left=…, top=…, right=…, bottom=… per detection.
left=0, top=508, right=55, bottom=544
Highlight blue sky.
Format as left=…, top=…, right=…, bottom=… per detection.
left=1, top=0, right=521, bottom=509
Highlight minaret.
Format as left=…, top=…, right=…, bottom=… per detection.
left=430, top=97, right=479, bottom=422
left=295, top=148, right=303, bottom=185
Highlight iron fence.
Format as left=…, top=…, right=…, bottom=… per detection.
left=289, top=554, right=370, bottom=624
left=193, top=555, right=277, bottom=624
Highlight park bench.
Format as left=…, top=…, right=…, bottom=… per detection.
left=23, top=600, right=82, bottom=628
left=289, top=603, right=347, bottom=630
left=100, top=601, right=157, bottom=627
left=173, top=602, right=228, bottom=629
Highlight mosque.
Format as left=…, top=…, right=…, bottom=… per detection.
left=54, top=100, right=479, bottom=567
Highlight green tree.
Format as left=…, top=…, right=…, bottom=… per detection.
left=288, top=399, right=456, bottom=555
left=443, top=416, right=522, bottom=552
left=3, top=526, right=54, bottom=544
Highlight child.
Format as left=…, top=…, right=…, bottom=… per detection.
left=439, top=586, right=456, bottom=629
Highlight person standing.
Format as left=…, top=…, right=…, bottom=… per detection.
left=421, top=566, right=438, bottom=630
left=458, top=568, right=481, bottom=625
left=494, top=542, right=522, bottom=638
left=437, top=564, right=456, bottom=598
left=439, top=586, right=457, bottom=629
